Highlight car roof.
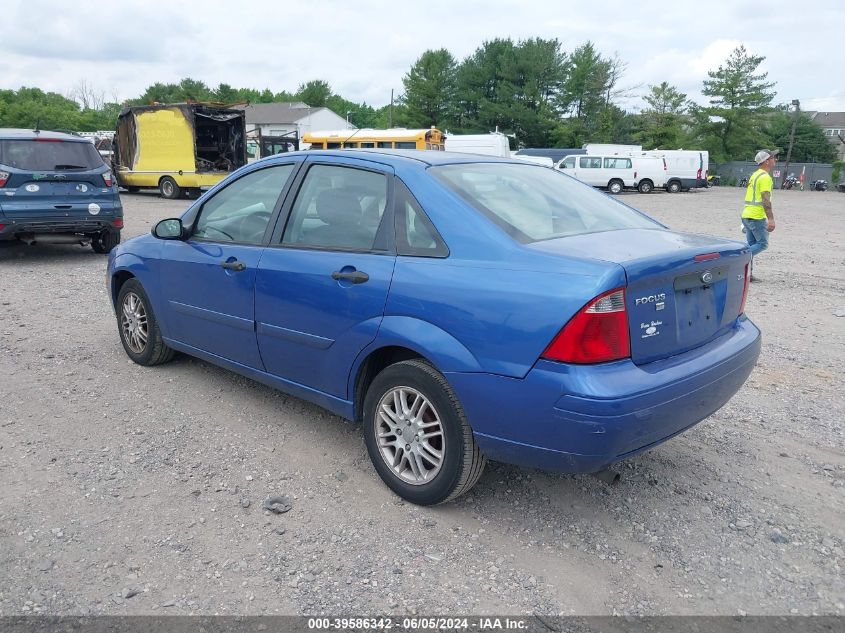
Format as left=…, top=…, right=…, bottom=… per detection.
left=0, top=128, right=90, bottom=142
left=278, top=148, right=525, bottom=167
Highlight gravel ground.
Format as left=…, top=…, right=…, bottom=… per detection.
left=0, top=185, right=842, bottom=617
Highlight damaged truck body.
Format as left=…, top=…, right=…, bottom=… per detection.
left=113, top=103, right=247, bottom=199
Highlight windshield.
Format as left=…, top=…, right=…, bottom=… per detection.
left=431, top=162, right=661, bottom=243
left=0, top=139, right=104, bottom=171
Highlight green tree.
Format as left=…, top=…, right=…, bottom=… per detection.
left=296, top=80, right=332, bottom=108
left=399, top=49, right=458, bottom=128
left=0, top=87, right=83, bottom=130
left=455, top=37, right=566, bottom=146
left=555, top=42, right=616, bottom=146
left=634, top=82, right=689, bottom=149
left=763, top=109, right=836, bottom=163
left=698, top=45, right=776, bottom=161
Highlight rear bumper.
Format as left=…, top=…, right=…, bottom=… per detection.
left=446, top=318, right=761, bottom=473
left=0, top=214, right=122, bottom=240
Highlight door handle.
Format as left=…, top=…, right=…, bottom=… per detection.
left=331, top=270, right=369, bottom=284
left=221, top=260, right=246, bottom=272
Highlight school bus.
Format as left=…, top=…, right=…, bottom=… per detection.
left=302, top=128, right=446, bottom=150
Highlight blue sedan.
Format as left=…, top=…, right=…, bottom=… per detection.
left=107, top=150, right=761, bottom=505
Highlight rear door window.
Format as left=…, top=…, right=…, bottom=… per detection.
left=579, top=157, right=602, bottom=169
left=603, top=157, right=631, bottom=169
left=0, top=140, right=103, bottom=171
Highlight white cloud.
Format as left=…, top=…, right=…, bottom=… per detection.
left=1, top=0, right=843, bottom=111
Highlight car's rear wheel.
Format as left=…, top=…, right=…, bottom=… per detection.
left=116, top=279, right=175, bottom=366
left=638, top=179, right=654, bottom=194
left=363, top=359, right=486, bottom=505
left=91, top=228, right=121, bottom=254
left=666, top=181, right=681, bottom=193
left=608, top=179, right=623, bottom=194
left=159, top=177, right=181, bottom=200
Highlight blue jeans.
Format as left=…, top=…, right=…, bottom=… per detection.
left=742, top=218, right=769, bottom=256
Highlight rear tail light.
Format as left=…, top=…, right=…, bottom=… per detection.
left=102, top=171, right=113, bottom=187
left=0, top=170, right=9, bottom=187
left=112, top=218, right=124, bottom=229
left=697, top=168, right=703, bottom=180
left=634, top=171, right=638, bottom=179
left=542, top=288, right=630, bottom=364
left=0, top=224, right=5, bottom=231
left=739, top=263, right=750, bottom=315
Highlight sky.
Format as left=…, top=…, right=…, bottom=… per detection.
left=2, top=0, right=843, bottom=114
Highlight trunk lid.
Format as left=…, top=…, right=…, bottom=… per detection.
left=528, top=228, right=751, bottom=365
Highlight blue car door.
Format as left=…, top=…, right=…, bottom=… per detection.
left=159, top=163, right=299, bottom=369
left=255, top=158, right=395, bottom=399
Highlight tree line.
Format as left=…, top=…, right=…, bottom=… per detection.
left=0, top=40, right=836, bottom=163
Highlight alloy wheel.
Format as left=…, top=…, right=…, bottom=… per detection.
left=121, top=292, right=149, bottom=354
left=374, top=386, right=445, bottom=485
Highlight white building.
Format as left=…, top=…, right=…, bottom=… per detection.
left=807, top=111, right=845, bottom=160
left=237, top=102, right=353, bottom=140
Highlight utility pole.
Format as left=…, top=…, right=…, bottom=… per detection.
left=781, top=99, right=800, bottom=189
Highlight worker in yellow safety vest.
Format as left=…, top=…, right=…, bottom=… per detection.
left=741, top=149, right=778, bottom=281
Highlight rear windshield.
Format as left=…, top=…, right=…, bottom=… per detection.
left=0, top=139, right=103, bottom=171
left=431, top=162, right=660, bottom=243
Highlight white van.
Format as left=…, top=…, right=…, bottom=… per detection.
left=445, top=133, right=510, bottom=157
left=642, top=150, right=708, bottom=192
left=556, top=154, right=666, bottom=193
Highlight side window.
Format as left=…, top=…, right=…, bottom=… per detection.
left=395, top=142, right=416, bottom=149
left=561, top=157, right=576, bottom=169
left=282, top=164, right=389, bottom=251
left=193, top=164, right=294, bottom=243
left=580, top=157, right=602, bottom=169
left=394, top=180, right=448, bottom=258
left=377, top=142, right=393, bottom=148
left=603, top=157, right=631, bottom=169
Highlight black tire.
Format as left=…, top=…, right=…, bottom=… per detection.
left=159, top=177, right=181, bottom=200
left=363, top=359, right=486, bottom=505
left=666, top=180, right=681, bottom=193
left=608, top=179, right=623, bottom=194
left=91, top=229, right=121, bottom=254
left=116, top=278, right=175, bottom=366
left=638, top=179, right=654, bottom=194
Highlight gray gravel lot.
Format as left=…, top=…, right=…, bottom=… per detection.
left=0, top=185, right=843, bottom=616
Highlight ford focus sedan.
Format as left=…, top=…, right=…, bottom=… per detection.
left=107, top=150, right=760, bottom=505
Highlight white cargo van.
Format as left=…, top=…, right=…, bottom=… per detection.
left=556, top=154, right=666, bottom=193
left=444, top=133, right=510, bottom=157
left=642, top=150, right=708, bottom=192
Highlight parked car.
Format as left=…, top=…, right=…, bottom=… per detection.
left=0, top=128, right=123, bottom=252
left=557, top=154, right=666, bottom=193
left=107, top=150, right=761, bottom=504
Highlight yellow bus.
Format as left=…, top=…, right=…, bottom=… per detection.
left=302, top=127, right=446, bottom=150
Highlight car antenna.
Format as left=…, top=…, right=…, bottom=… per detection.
left=340, top=126, right=362, bottom=147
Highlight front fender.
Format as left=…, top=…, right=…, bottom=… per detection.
left=110, top=252, right=169, bottom=336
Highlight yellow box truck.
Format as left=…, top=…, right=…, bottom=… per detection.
left=113, top=103, right=246, bottom=199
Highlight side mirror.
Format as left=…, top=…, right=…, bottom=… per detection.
left=153, top=218, right=185, bottom=240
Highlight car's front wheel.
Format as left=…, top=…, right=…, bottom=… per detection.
left=363, top=359, right=486, bottom=505
left=116, top=278, right=175, bottom=366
